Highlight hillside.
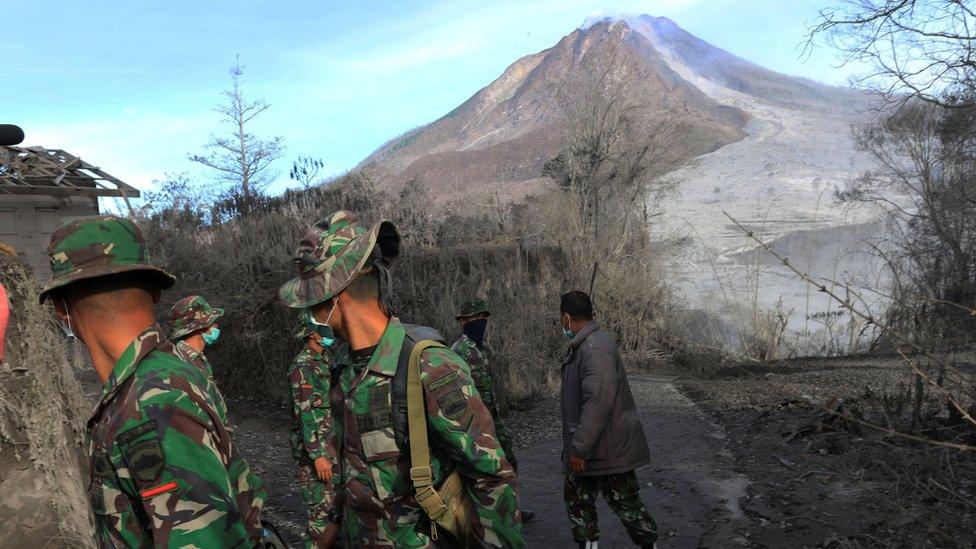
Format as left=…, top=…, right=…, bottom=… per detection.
left=357, top=18, right=751, bottom=199
left=358, top=14, right=885, bottom=346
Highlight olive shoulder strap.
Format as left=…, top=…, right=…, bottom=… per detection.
left=406, top=339, right=451, bottom=522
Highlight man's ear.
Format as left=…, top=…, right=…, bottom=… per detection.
left=52, top=297, right=69, bottom=322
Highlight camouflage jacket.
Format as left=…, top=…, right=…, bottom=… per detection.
left=86, top=326, right=265, bottom=547
left=171, top=339, right=229, bottom=427
left=288, top=347, right=335, bottom=464
left=450, top=335, right=513, bottom=452
left=329, top=318, right=523, bottom=548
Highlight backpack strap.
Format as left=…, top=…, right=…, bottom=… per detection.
left=391, top=335, right=413, bottom=451
left=406, top=339, right=451, bottom=525
left=393, top=325, right=446, bottom=451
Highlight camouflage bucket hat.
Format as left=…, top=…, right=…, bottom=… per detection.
left=39, top=215, right=176, bottom=303
left=455, top=297, right=491, bottom=320
left=295, top=308, right=317, bottom=339
left=170, top=295, right=224, bottom=340
left=279, top=210, right=400, bottom=308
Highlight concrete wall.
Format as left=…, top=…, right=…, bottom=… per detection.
left=0, top=195, right=99, bottom=279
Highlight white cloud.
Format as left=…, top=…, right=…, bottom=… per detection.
left=23, top=110, right=213, bottom=191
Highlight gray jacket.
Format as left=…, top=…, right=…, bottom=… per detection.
left=560, top=321, right=650, bottom=476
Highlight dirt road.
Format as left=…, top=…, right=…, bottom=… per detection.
left=78, top=353, right=956, bottom=546
left=233, top=374, right=755, bottom=548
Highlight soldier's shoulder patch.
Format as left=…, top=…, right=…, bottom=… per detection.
left=437, top=389, right=468, bottom=421
left=122, top=435, right=166, bottom=484
left=117, top=421, right=156, bottom=445
left=427, top=370, right=459, bottom=391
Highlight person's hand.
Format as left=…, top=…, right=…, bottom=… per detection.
left=314, top=456, right=333, bottom=482
left=317, top=522, right=341, bottom=548
left=569, top=454, right=586, bottom=474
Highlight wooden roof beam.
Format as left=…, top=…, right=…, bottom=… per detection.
left=0, top=185, right=140, bottom=198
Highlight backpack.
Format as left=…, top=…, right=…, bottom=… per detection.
left=391, top=325, right=475, bottom=546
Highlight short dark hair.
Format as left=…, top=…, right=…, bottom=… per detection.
left=344, top=268, right=380, bottom=302
left=560, top=290, right=593, bottom=321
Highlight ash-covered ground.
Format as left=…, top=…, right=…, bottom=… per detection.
left=652, top=37, right=897, bottom=351
left=222, top=356, right=971, bottom=547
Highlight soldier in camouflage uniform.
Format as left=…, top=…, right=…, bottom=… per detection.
left=168, top=295, right=230, bottom=426
left=40, top=215, right=266, bottom=547
left=451, top=299, right=534, bottom=523
left=451, top=299, right=514, bottom=465
left=289, top=309, right=340, bottom=548
left=279, top=210, right=524, bottom=548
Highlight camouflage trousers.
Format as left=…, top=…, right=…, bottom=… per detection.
left=563, top=471, right=658, bottom=546
left=297, top=462, right=334, bottom=548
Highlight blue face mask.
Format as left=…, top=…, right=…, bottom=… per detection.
left=562, top=316, right=575, bottom=340
left=203, top=326, right=221, bottom=345
left=310, top=306, right=337, bottom=348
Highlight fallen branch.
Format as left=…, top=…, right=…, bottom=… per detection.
left=723, top=211, right=976, bottom=432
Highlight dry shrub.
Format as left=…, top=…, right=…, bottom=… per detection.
left=141, top=179, right=376, bottom=398
left=395, top=243, right=570, bottom=407
left=140, top=167, right=684, bottom=405
left=800, top=381, right=976, bottom=547
left=141, top=176, right=577, bottom=405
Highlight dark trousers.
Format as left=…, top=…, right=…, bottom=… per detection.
left=563, top=470, right=658, bottom=546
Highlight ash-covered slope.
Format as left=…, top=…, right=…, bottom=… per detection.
left=625, top=15, right=867, bottom=110
left=358, top=19, right=751, bottom=198
left=617, top=15, right=886, bottom=345
left=357, top=14, right=886, bottom=346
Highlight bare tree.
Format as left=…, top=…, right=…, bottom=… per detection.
left=540, top=43, right=681, bottom=356
left=190, top=57, right=284, bottom=197
left=839, top=99, right=976, bottom=343
left=809, top=0, right=976, bottom=108
left=544, top=44, right=675, bottom=249
left=289, top=156, right=324, bottom=189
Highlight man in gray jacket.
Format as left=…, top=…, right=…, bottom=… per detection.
left=559, top=291, right=658, bottom=549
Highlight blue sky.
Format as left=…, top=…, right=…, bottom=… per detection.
left=5, top=0, right=853, bottom=195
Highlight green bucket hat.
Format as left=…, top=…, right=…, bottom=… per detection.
left=39, top=215, right=176, bottom=303
left=170, top=295, right=224, bottom=340
left=456, top=298, right=491, bottom=320
left=295, top=308, right=317, bottom=339
left=279, top=210, right=400, bottom=309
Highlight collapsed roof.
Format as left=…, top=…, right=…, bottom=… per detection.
left=0, top=145, right=139, bottom=198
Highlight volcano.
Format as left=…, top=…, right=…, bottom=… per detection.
left=357, top=15, right=867, bottom=201
left=358, top=15, right=884, bottom=343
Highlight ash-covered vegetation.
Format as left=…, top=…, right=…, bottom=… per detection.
left=0, top=254, right=92, bottom=547
left=138, top=170, right=687, bottom=407
left=135, top=49, right=702, bottom=406
left=119, top=3, right=976, bottom=544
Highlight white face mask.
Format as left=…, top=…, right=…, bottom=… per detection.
left=59, top=299, right=77, bottom=341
